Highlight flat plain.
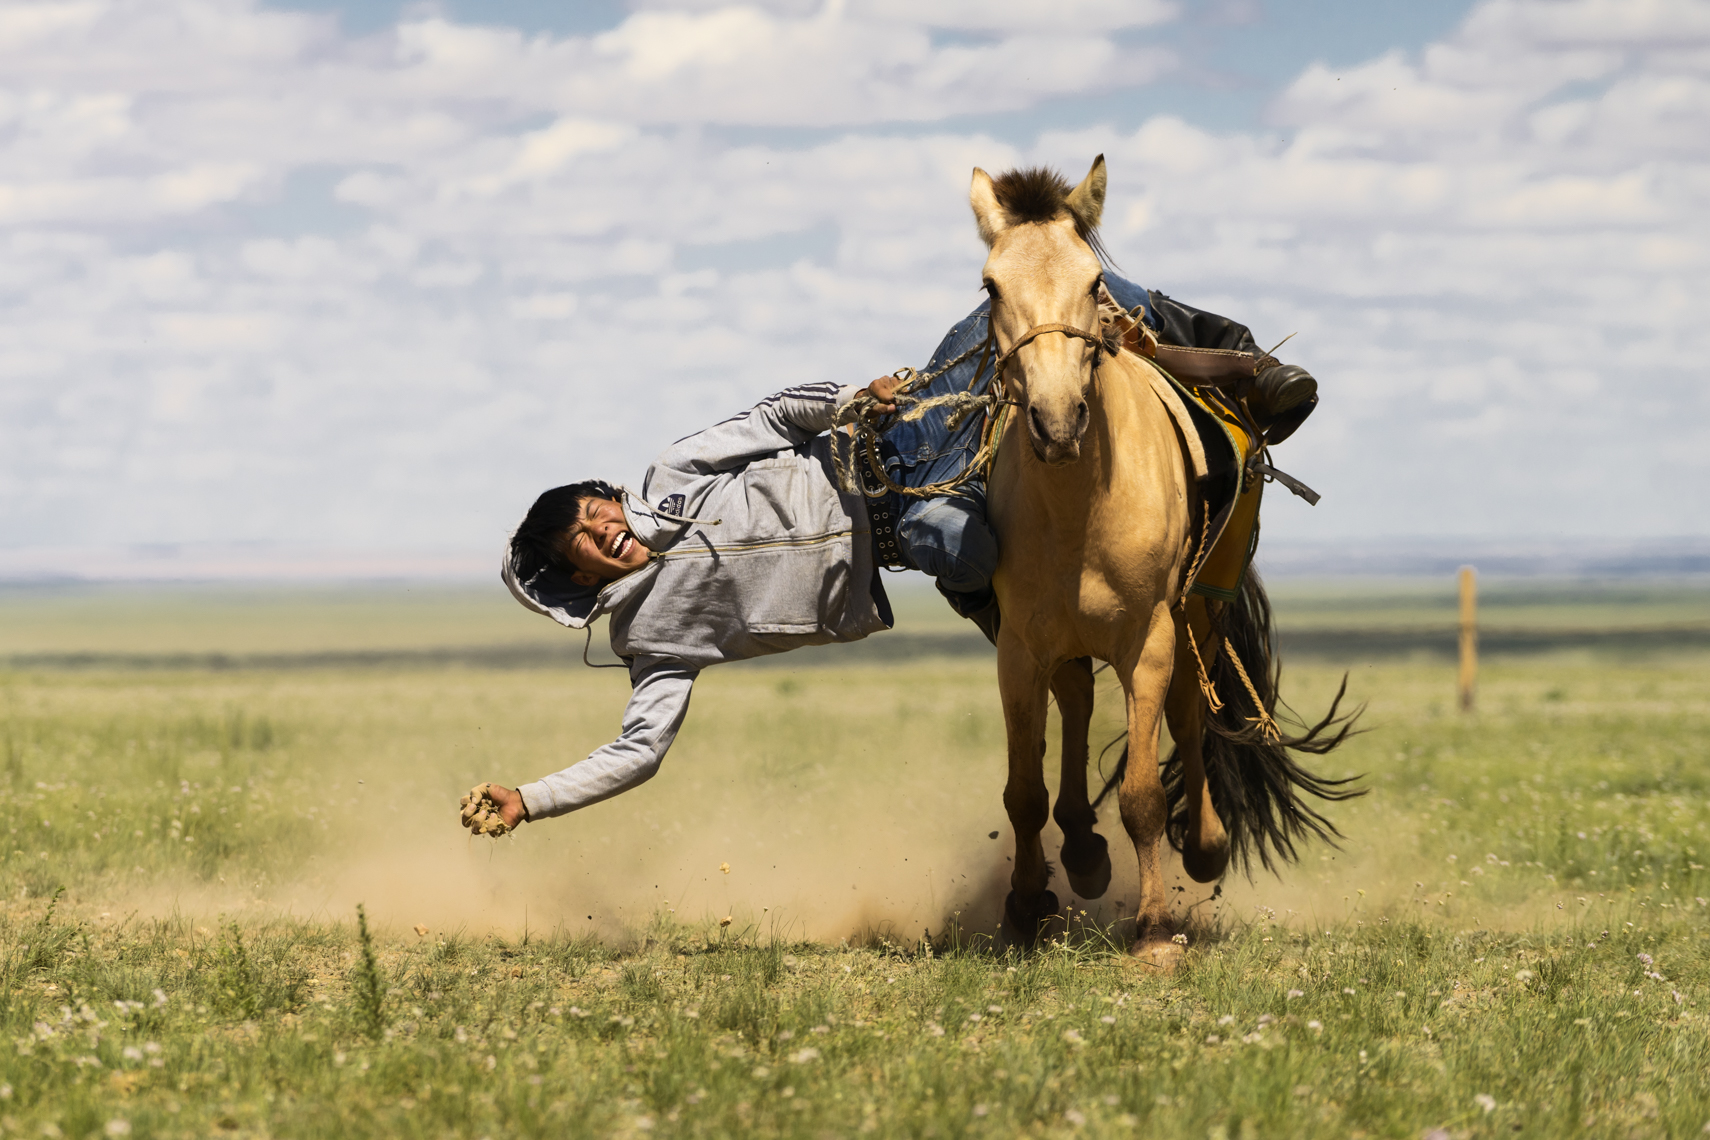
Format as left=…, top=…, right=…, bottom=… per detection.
left=1, top=577, right=1707, bottom=1138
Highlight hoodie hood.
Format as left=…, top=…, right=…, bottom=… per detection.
left=501, top=383, right=887, bottom=668
left=500, top=493, right=672, bottom=630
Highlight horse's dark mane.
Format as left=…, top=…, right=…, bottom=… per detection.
left=991, top=167, right=1072, bottom=225
left=991, top=165, right=1111, bottom=263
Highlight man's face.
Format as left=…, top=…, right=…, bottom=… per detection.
left=559, top=497, right=651, bottom=586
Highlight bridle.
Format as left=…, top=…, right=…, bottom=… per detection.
left=989, top=320, right=1116, bottom=384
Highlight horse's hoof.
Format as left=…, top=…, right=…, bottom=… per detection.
left=1181, top=840, right=1229, bottom=884
left=1003, top=889, right=1061, bottom=947
left=1061, top=832, right=1112, bottom=900
left=1129, top=937, right=1184, bottom=973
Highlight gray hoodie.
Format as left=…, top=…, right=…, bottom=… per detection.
left=502, top=382, right=893, bottom=819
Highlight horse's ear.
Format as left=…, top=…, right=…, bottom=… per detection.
left=1065, top=154, right=1106, bottom=231
left=970, top=167, right=1006, bottom=247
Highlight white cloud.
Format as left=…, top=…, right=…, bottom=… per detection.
left=635, top=0, right=1179, bottom=34
left=0, top=0, right=1707, bottom=558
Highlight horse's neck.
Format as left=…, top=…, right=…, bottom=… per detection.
left=1079, top=353, right=1162, bottom=481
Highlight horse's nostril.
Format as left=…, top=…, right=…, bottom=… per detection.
left=1029, top=406, right=1048, bottom=439
left=1075, top=400, right=1089, bottom=433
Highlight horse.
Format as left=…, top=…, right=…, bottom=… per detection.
left=974, top=155, right=1359, bottom=966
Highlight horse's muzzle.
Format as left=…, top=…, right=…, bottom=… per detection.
left=1026, top=399, right=1089, bottom=466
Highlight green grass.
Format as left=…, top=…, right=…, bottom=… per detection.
left=1, top=585, right=1708, bottom=1137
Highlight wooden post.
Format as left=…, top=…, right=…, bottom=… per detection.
left=1457, top=565, right=1478, bottom=712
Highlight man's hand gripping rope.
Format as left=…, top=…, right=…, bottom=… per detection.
left=833, top=327, right=1009, bottom=500
left=836, top=300, right=1139, bottom=501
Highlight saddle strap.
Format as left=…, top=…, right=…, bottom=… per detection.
left=1251, top=461, right=1322, bottom=506
left=1149, top=345, right=1273, bottom=390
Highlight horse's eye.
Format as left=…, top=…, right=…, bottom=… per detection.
left=982, top=279, right=999, bottom=298
left=1090, top=276, right=1105, bottom=296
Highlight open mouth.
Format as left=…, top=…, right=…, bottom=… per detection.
left=609, top=531, right=634, bottom=561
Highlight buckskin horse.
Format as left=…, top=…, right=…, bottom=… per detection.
left=974, top=156, right=1358, bottom=966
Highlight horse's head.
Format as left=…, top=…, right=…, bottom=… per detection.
left=970, top=155, right=1108, bottom=466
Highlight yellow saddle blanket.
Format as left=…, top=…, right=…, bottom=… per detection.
left=1141, top=369, right=1263, bottom=604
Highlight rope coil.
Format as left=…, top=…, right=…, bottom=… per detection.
left=831, top=325, right=1000, bottom=499
left=831, top=315, right=1122, bottom=500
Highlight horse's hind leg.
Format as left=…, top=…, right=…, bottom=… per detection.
left=1050, top=657, right=1112, bottom=900
left=1166, top=603, right=1230, bottom=883
left=997, top=641, right=1059, bottom=946
left=1118, top=606, right=1183, bottom=968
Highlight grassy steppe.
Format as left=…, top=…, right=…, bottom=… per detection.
left=1, top=582, right=1707, bottom=1138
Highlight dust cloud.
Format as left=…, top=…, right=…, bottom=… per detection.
left=254, top=773, right=1026, bottom=945
left=98, top=802, right=1590, bottom=948
left=86, top=668, right=1581, bottom=946
left=101, top=770, right=1587, bottom=947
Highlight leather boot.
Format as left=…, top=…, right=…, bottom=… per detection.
left=1250, top=363, right=1318, bottom=445
left=938, top=582, right=1001, bottom=646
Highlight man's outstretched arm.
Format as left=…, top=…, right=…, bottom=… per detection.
left=647, top=382, right=859, bottom=484
left=481, top=657, right=699, bottom=827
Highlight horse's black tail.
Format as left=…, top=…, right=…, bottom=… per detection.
left=1094, top=567, right=1365, bottom=874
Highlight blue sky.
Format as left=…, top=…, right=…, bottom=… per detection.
left=275, top=0, right=1480, bottom=132
left=0, top=0, right=1705, bottom=575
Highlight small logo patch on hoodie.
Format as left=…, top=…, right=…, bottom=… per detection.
left=656, top=494, right=686, bottom=518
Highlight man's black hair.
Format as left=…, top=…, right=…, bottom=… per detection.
left=508, top=479, right=621, bottom=584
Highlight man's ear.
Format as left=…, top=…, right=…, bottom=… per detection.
left=570, top=569, right=602, bottom=587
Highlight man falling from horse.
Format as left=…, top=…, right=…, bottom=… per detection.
left=467, top=160, right=1339, bottom=942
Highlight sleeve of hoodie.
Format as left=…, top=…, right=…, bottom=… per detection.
left=645, top=382, right=861, bottom=486
left=513, top=655, right=697, bottom=820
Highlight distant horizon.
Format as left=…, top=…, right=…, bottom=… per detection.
left=4, top=534, right=1709, bottom=585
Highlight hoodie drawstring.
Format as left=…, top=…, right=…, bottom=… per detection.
left=582, top=626, right=626, bottom=670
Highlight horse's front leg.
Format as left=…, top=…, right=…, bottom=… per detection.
left=997, top=637, right=1057, bottom=946
left=1050, top=657, right=1112, bottom=900
left=1118, top=605, right=1182, bottom=968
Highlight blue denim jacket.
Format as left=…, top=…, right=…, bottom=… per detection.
left=883, top=273, right=1153, bottom=490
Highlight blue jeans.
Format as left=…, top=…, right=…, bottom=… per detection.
left=896, top=488, right=997, bottom=597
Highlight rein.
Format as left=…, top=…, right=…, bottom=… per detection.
left=834, top=317, right=1115, bottom=501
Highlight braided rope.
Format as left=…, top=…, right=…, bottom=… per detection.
left=1223, top=635, right=1282, bottom=742
left=1176, top=509, right=1224, bottom=712
left=833, top=317, right=1116, bottom=500
left=832, top=322, right=1000, bottom=498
